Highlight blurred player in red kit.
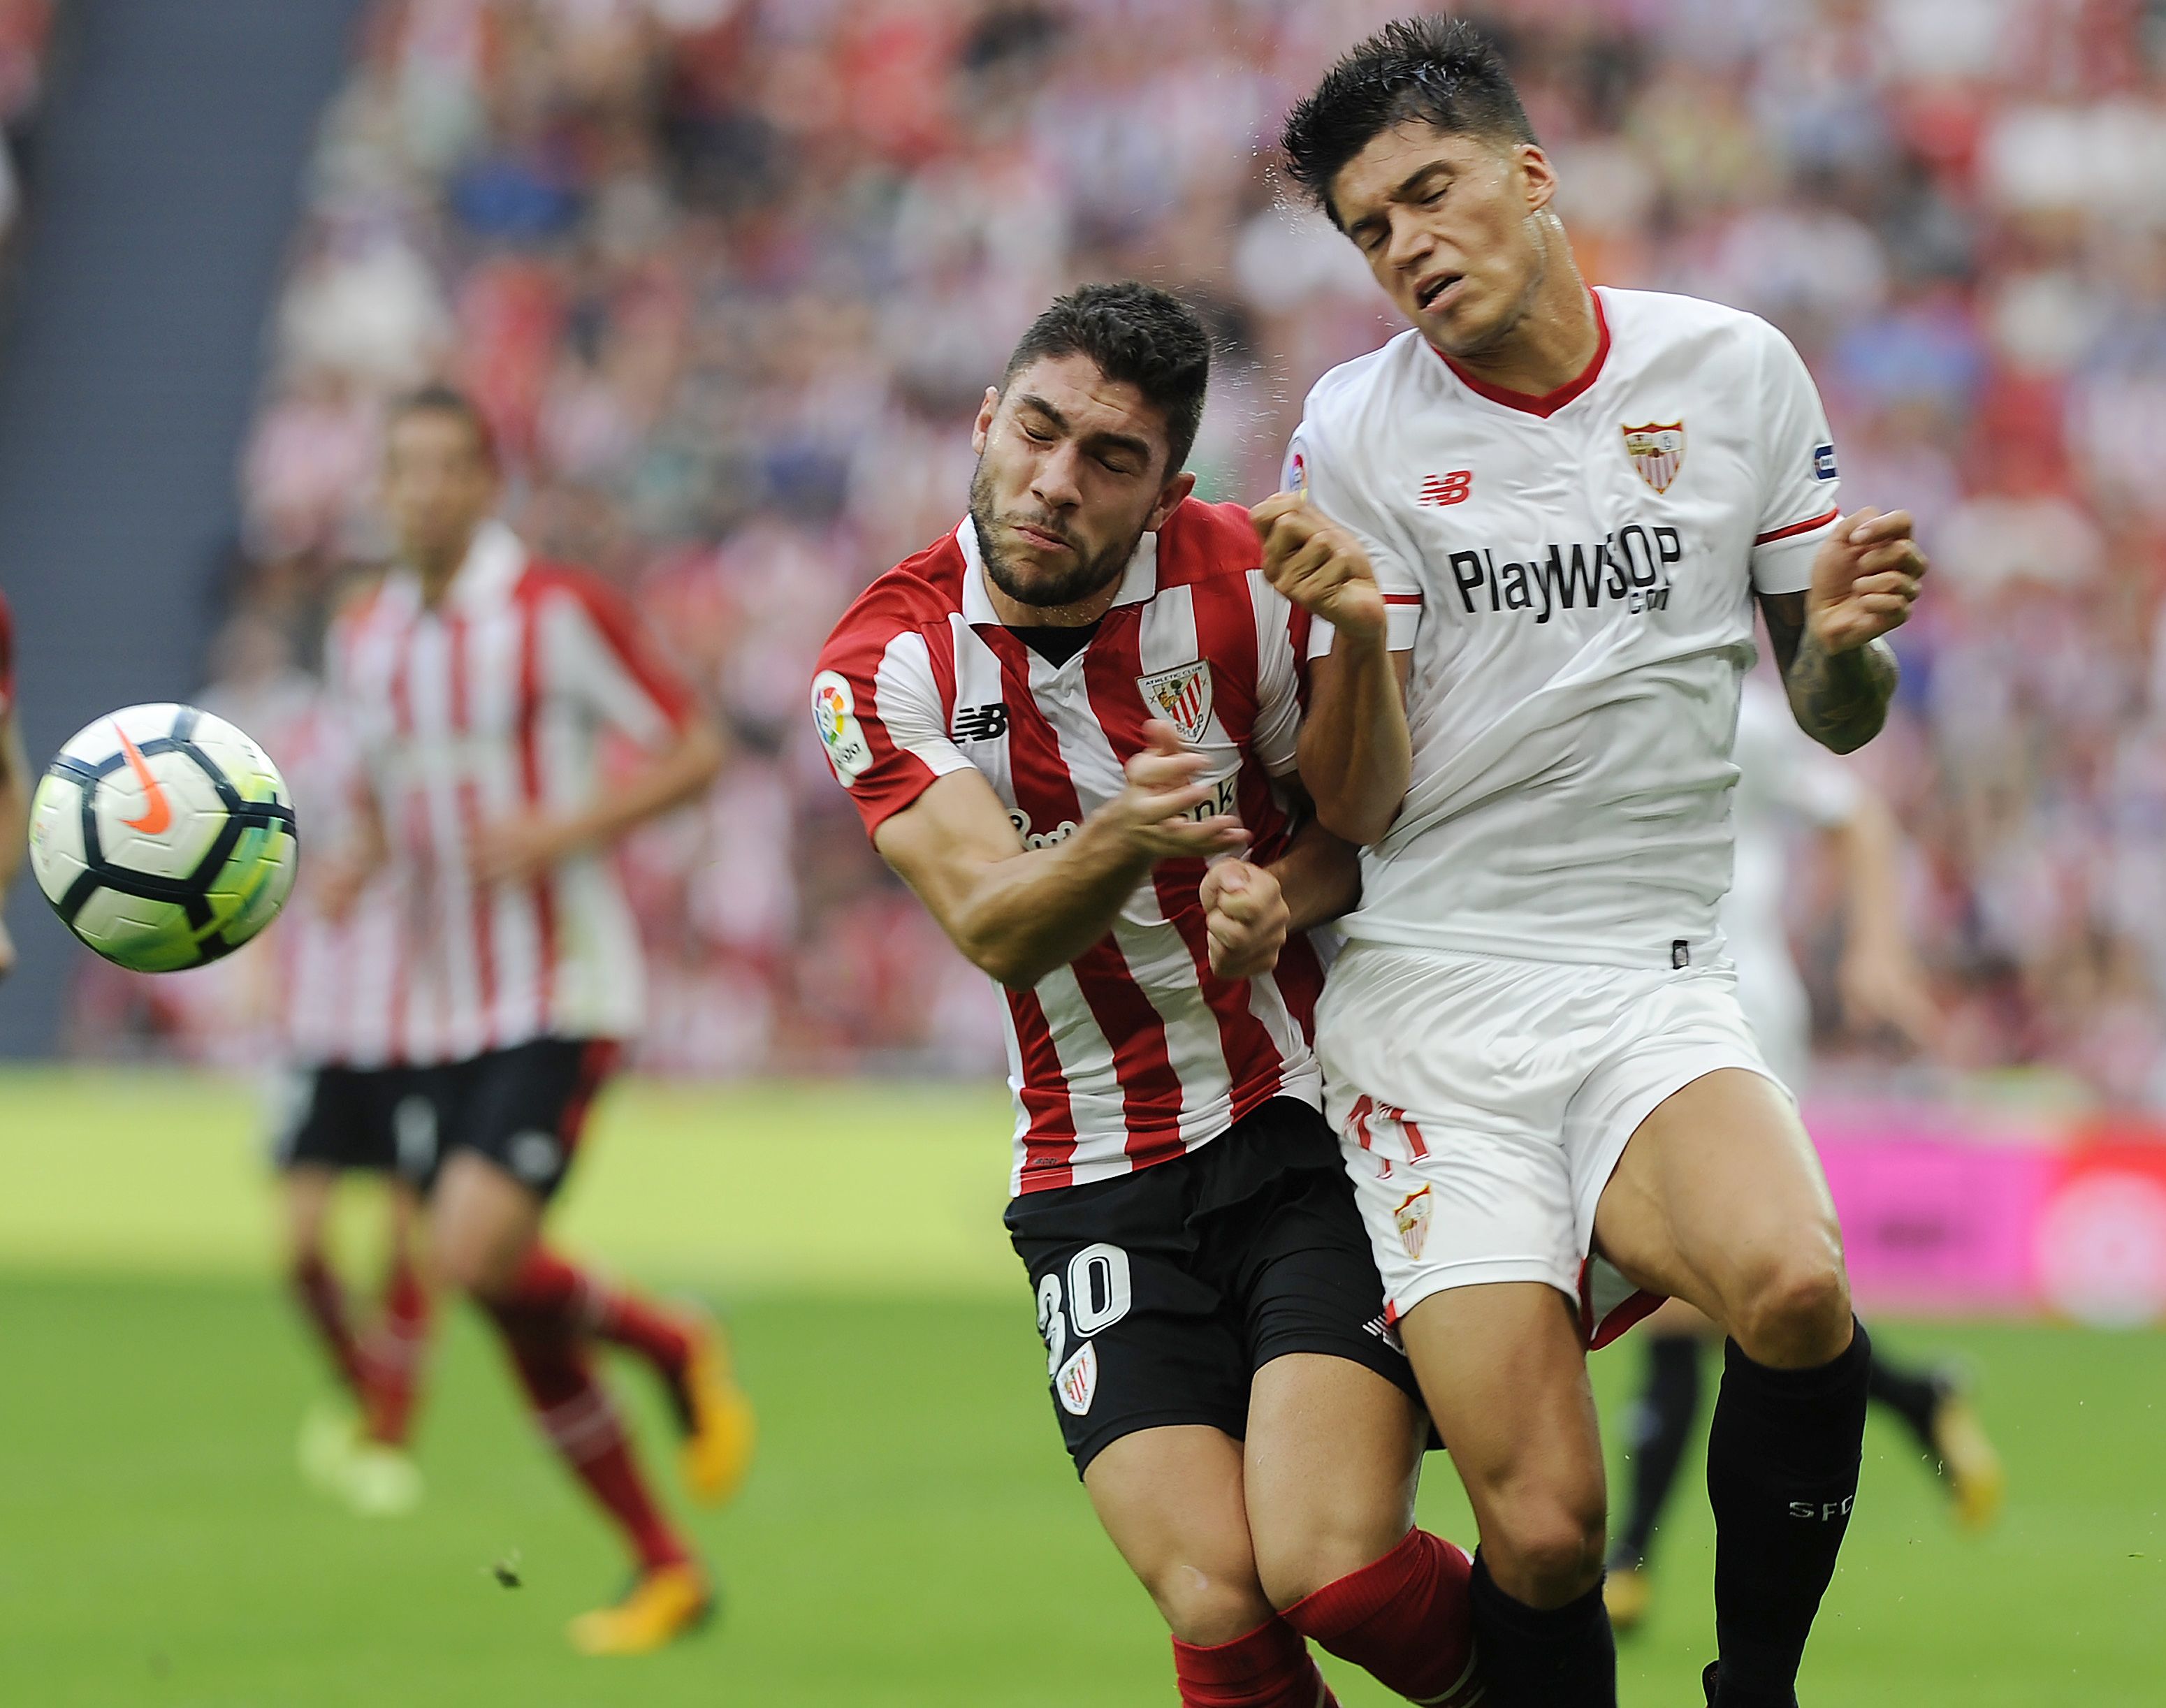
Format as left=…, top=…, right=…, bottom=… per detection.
left=815, top=284, right=1481, bottom=1708
left=0, top=587, right=24, bottom=979
left=320, top=386, right=753, bottom=1654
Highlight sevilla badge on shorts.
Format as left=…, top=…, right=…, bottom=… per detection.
left=1137, top=661, right=1214, bottom=744
left=1395, top=1186, right=1434, bottom=1260
left=1621, top=421, right=1685, bottom=494
left=1056, top=1340, right=1099, bottom=1415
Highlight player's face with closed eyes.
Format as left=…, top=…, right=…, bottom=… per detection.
left=1331, top=123, right=1557, bottom=360
left=968, top=353, right=1192, bottom=613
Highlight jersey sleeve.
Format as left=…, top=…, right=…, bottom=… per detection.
left=812, top=603, right=974, bottom=838
left=1747, top=322, right=1844, bottom=595
left=1283, top=421, right=1425, bottom=658
left=1246, top=573, right=1304, bottom=778
left=555, top=574, right=700, bottom=747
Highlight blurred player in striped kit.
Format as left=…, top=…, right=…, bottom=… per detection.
left=1603, top=676, right=2005, bottom=1632
left=269, top=680, right=438, bottom=1516
left=319, top=386, right=753, bottom=1654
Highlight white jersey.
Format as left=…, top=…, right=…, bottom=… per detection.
left=1288, top=286, right=1842, bottom=968
left=330, top=520, right=699, bottom=1064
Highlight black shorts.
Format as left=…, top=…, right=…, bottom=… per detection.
left=1004, top=1096, right=1423, bottom=1476
left=407, top=1037, right=620, bottom=1202
left=273, top=1065, right=439, bottom=1177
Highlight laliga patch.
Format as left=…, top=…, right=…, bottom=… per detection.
left=1620, top=421, right=1685, bottom=495
left=1394, top=1185, right=1434, bottom=1260
left=1055, top=1340, right=1099, bottom=1416
left=1135, top=660, right=1214, bottom=744
left=811, top=669, right=875, bottom=785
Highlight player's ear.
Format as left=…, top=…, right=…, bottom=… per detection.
left=971, top=386, right=1001, bottom=454
left=1513, top=143, right=1558, bottom=217
left=1147, top=469, right=1197, bottom=532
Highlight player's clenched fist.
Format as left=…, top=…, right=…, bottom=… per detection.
left=1198, top=858, right=1289, bottom=980
left=1249, top=490, right=1388, bottom=645
left=1808, top=508, right=1927, bottom=654
left=1103, top=720, right=1249, bottom=861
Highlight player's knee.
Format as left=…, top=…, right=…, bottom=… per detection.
left=1144, top=1559, right=1277, bottom=1648
left=1728, top=1238, right=1852, bottom=1367
left=429, top=1230, right=512, bottom=1301
left=1481, top=1490, right=1606, bottom=1607
left=1254, top=1516, right=1404, bottom=1613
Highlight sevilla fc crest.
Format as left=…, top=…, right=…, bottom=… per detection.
left=1394, top=1186, right=1434, bottom=1260
left=1621, top=421, right=1685, bottom=494
left=1137, top=661, right=1214, bottom=743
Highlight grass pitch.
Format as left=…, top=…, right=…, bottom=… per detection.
left=0, top=1068, right=2159, bottom=1705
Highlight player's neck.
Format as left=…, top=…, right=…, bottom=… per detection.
left=409, top=529, right=479, bottom=608
left=1438, top=243, right=1599, bottom=401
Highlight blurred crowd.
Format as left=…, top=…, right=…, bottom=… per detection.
left=132, top=0, right=2166, bottom=1103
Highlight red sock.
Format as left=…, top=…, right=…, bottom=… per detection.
left=486, top=1302, right=690, bottom=1572
left=1284, top=1530, right=1479, bottom=1706
left=289, top=1253, right=368, bottom=1399
left=361, top=1253, right=432, bottom=1447
left=1173, top=1616, right=1340, bottom=1707
left=508, top=1246, right=694, bottom=1383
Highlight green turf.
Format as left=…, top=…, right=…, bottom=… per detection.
left=1, top=1070, right=2161, bottom=1704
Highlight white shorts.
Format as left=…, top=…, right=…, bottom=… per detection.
left=1316, top=944, right=1788, bottom=1345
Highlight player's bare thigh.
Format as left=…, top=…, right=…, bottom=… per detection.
left=1243, top=1352, right=1425, bottom=1610
left=1084, top=1424, right=1276, bottom=1645
left=1592, top=1066, right=1851, bottom=1368
left=1396, top=1280, right=1607, bottom=1607
left=1085, top=1356, right=1425, bottom=1642
left=429, top=1151, right=544, bottom=1297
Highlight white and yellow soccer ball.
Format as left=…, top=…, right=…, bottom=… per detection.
left=28, top=703, right=299, bottom=972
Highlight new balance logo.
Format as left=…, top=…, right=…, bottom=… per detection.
left=1419, top=470, right=1474, bottom=506
left=953, top=702, right=1009, bottom=743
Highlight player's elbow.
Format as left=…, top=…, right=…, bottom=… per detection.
left=1312, top=789, right=1399, bottom=848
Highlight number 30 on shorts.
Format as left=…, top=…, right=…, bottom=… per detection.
left=1034, top=1243, right=1132, bottom=1375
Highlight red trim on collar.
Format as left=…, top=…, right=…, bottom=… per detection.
left=1432, top=288, right=1611, bottom=418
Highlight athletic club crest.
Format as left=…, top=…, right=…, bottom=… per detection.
left=1056, top=1340, right=1099, bottom=1416
left=1621, top=421, right=1686, bottom=494
left=1137, top=661, right=1214, bottom=743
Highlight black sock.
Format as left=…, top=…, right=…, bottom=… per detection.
left=1467, top=1547, right=1616, bottom=1708
left=1864, top=1342, right=1942, bottom=1452
left=1706, top=1321, right=1873, bottom=1707
left=1611, top=1331, right=1706, bottom=1569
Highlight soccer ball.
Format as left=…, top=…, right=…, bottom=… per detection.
left=28, top=702, right=300, bottom=972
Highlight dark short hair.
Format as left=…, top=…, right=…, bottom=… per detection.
left=1281, top=15, right=1536, bottom=227
left=387, top=381, right=498, bottom=467
left=1001, top=282, right=1210, bottom=476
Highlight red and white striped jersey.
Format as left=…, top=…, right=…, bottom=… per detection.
left=271, top=690, right=409, bottom=1069
left=329, top=520, right=698, bottom=1065
left=813, top=498, right=1326, bottom=1197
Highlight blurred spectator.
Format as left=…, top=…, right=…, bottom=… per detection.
left=149, top=0, right=2166, bottom=1100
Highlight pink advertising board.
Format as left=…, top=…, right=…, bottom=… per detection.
left=1803, top=1100, right=2166, bottom=1324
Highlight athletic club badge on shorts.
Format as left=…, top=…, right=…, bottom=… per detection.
left=1056, top=1340, right=1099, bottom=1415
left=1394, top=1186, right=1434, bottom=1260
left=1136, top=661, right=1214, bottom=743
left=1621, top=421, right=1686, bottom=494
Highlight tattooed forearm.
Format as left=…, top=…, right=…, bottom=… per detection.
left=1757, top=591, right=1899, bottom=754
